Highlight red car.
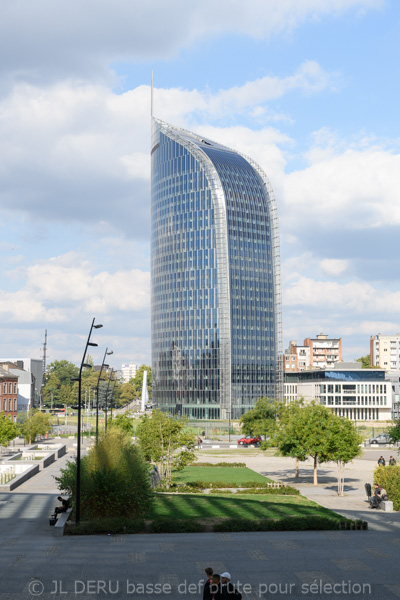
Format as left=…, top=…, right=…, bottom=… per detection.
left=237, top=436, right=262, bottom=446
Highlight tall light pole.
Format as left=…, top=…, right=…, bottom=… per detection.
left=95, top=348, right=113, bottom=442
left=104, top=368, right=114, bottom=432
left=109, top=376, right=118, bottom=423
left=76, top=318, right=103, bottom=525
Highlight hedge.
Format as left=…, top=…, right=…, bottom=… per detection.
left=373, top=465, right=400, bottom=510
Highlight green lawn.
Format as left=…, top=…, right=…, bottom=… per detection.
left=173, top=466, right=272, bottom=485
left=149, top=493, right=341, bottom=522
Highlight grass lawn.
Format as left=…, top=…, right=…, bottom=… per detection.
left=149, top=493, right=342, bottom=522
left=174, top=466, right=272, bottom=485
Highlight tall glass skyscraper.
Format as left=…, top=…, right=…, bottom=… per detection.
left=151, top=118, right=282, bottom=419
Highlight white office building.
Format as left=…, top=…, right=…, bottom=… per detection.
left=370, top=334, right=400, bottom=370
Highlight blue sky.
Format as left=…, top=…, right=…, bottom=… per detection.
left=0, top=0, right=399, bottom=369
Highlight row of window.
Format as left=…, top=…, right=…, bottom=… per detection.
left=2, top=399, right=17, bottom=411
left=320, top=396, right=387, bottom=406
left=2, top=382, right=17, bottom=394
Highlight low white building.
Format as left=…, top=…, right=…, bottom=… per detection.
left=285, top=363, right=392, bottom=421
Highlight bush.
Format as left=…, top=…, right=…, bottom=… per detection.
left=213, top=516, right=345, bottom=532
left=149, top=518, right=204, bottom=533
left=55, top=429, right=153, bottom=519
left=235, top=486, right=300, bottom=496
left=184, top=480, right=272, bottom=489
left=192, top=462, right=246, bottom=468
left=373, top=465, right=400, bottom=510
left=156, top=483, right=203, bottom=494
left=66, top=518, right=145, bottom=535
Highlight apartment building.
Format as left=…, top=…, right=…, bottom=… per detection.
left=370, top=334, right=400, bottom=370
left=303, top=333, right=342, bottom=369
left=283, top=341, right=311, bottom=372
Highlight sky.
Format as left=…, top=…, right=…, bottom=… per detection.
left=1, top=0, right=400, bottom=370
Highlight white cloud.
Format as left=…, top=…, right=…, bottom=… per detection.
left=0, top=1, right=382, bottom=85
left=283, top=145, right=400, bottom=230
left=320, top=258, right=348, bottom=276
left=1, top=253, right=150, bottom=323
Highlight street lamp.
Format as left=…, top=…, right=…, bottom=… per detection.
left=95, top=348, right=113, bottom=442
left=104, top=368, right=114, bottom=432
left=76, top=318, right=103, bottom=525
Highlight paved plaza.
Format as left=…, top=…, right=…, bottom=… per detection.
left=0, top=440, right=399, bottom=599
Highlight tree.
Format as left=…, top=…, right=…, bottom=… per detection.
left=132, top=365, right=152, bottom=399
left=274, top=399, right=307, bottom=478
left=136, top=410, right=195, bottom=489
left=387, top=419, right=400, bottom=444
left=109, top=411, right=135, bottom=435
left=18, top=411, right=52, bottom=444
left=118, top=382, right=137, bottom=406
left=0, top=413, right=19, bottom=452
left=325, top=417, right=363, bottom=495
left=43, top=360, right=79, bottom=406
left=240, top=397, right=281, bottom=441
left=355, top=355, right=380, bottom=369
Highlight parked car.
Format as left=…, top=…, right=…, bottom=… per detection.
left=237, top=435, right=262, bottom=446
left=369, top=433, right=391, bottom=445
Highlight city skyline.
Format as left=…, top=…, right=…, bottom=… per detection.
left=0, top=1, right=399, bottom=369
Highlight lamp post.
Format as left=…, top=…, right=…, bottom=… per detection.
left=76, top=317, right=103, bottom=525
left=104, top=368, right=114, bottom=432
left=109, top=376, right=118, bottom=423
left=95, top=348, right=113, bottom=442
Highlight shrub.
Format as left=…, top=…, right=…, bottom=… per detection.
left=55, top=429, right=153, bottom=519
left=213, top=516, right=344, bottom=532
left=185, top=480, right=272, bottom=489
left=192, top=462, right=246, bottom=468
left=66, top=518, right=145, bottom=535
left=235, top=486, right=300, bottom=496
left=149, top=518, right=204, bottom=533
left=373, top=465, right=400, bottom=510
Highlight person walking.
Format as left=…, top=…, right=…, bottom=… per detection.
left=203, top=567, right=213, bottom=600
left=220, top=572, right=242, bottom=599
left=377, top=456, right=386, bottom=467
left=389, top=456, right=397, bottom=466
left=210, top=574, right=223, bottom=599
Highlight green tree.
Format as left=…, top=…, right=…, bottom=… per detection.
left=276, top=402, right=336, bottom=485
left=58, top=384, right=75, bottom=407
left=355, top=354, right=380, bottom=369
left=0, top=413, right=19, bottom=452
left=132, top=365, right=152, bottom=399
left=118, top=382, right=137, bottom=406
left=43, top=360, right=79, bottom=406
left=240, top=397, right=280, bottom=441
left=55, top=428, right=153, bottom=518
left=274, top=399, right=307, bottom=478
left=18, top=411, right=52, bottom=444
left=109, top=411, right=135, bottom=435
left=325, top=417, right=363, bottom=495
left=387, top=418, right=400, bottom=444
left=136, top=410, right=195, bottom=489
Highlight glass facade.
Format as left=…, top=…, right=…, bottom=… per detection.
left=151, top=119, right=280, bottom=419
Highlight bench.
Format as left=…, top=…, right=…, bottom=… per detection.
left=52, top=508, right=72, bottom=537
left=380, top=501, right=393, bottom=512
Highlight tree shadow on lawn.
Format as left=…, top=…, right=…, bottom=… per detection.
left=261, top=470, right=361, bottom=486
left=150, top=493, right=339, bottom=521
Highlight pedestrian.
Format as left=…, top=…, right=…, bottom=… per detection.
left=203, top=567, right=213, bottom=600
left=377, top=456, right=386, bottom=467
left=198, top=437, right=203, bottom=449
left=389, top=456, right=397, bottom=466
left=220, top=572, right=242, bottom=599
left=210, top=574, right=223, bottom=599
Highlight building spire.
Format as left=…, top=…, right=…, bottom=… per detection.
left=151, top=71, right=154, bottom=117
